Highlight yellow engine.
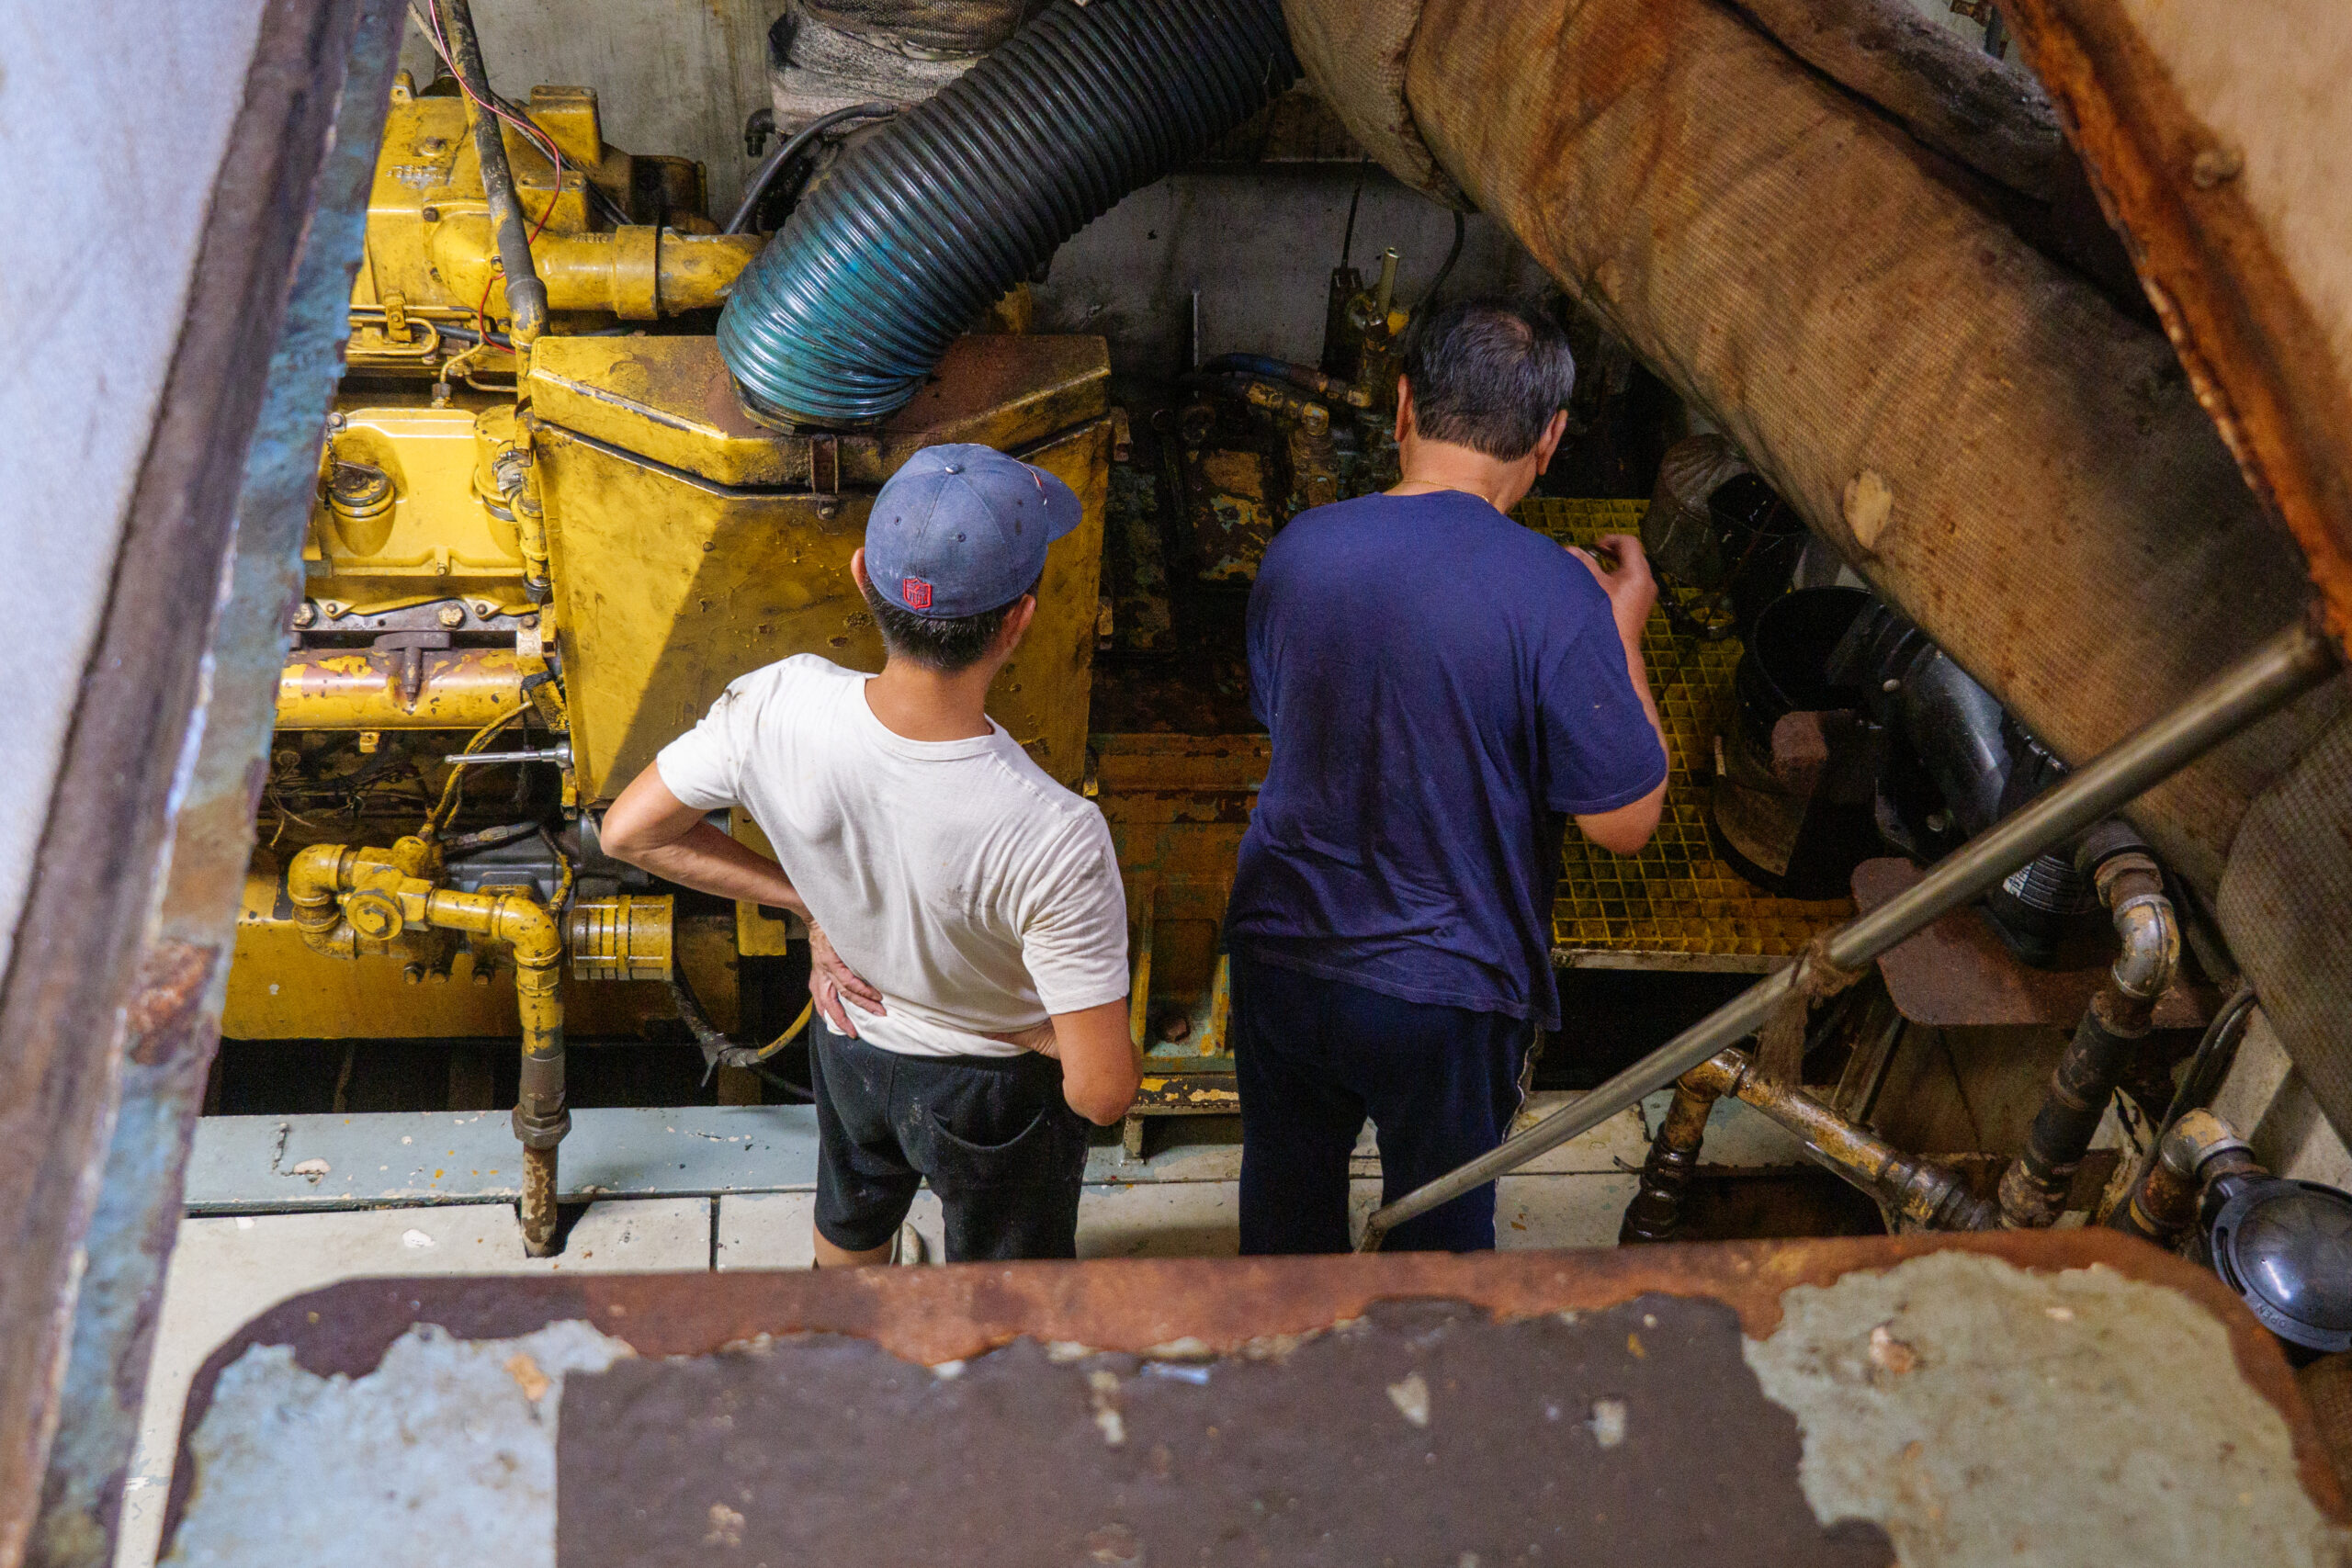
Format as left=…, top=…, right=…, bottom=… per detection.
left=228, top=72, right=1111, bottom=1244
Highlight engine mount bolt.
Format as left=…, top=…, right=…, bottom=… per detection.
left=437, top=603, right=466, bottom=627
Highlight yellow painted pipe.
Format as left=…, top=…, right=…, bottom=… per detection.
left=277, top=647, right=526, bottom=729
left=285, top=837, right=569, bottom=1253
left=429, top=214, right=763, bottom=321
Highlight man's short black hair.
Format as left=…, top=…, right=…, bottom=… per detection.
left=861, top=573, right=1040, bottom=674
left=1400, top=297, right=1577, bottom=460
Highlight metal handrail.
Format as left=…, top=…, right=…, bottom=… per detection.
left=1358, top=614, right=2341, bottom=1250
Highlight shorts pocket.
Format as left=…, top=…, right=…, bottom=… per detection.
left=924, top=1100, right=1069, bottom=1187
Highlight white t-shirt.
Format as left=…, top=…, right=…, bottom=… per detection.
left=654, top=655, right=1128, bottom=1058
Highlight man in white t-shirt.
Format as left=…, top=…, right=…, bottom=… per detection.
left=600, top=444, right=1138, bottom=1263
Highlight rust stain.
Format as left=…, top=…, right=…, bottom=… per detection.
left=2000, top=0, right=2352, bottom=656
left=124, top=941, right=221, bottom=1066
left=168, top=1235, right=2351, bottom=1557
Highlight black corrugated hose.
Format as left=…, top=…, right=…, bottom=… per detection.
left=717, top=0, right=1299, bottom=428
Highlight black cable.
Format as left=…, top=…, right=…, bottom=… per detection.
left=2107, top=981, right=2258, bottom=1231
left=1340, top=154, right=1369, bottom=268
left=2161, top=982, right=2260, bottom=1134
left=1420, top=209, right=1466, bottom=310
left=724, top=102, right=899, bottom=236
left=671, top=962, right=816, bottom=1100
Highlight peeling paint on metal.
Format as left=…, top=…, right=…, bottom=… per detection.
left=166, top=1319, right=631, bottom=1567
left=1744, top=1250, right=2349, bottom=1565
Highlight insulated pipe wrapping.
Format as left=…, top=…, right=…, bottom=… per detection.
left=718, top=0, right=1299, bottom=427
left=1288, top=0, right=2341, bottom=898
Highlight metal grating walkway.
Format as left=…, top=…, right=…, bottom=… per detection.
left=1516, top=499, right=1852, bottom=971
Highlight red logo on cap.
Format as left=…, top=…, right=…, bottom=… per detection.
left=901, top=577, right=933, bottom=610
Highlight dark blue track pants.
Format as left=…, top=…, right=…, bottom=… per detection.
left=1232, top=951, right=1533, bottom=1254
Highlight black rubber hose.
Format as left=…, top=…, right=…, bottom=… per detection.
left=718, top=0, right=1298, bottom=428
left=724, top=102, right=899, bottom=236
left=1421, top=209, right=1466, bottom=310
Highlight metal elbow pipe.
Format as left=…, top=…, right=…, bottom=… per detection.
left=2000, top=840, right=2180, bottom=1226
left=285, top=843, right=358, bottom=956
left=281, top=840, right=571, bottom=1254
left=2115, top=1108, right=2259, bottom=1247
left=2103, top=864, right=2179, bottom=1003
left=285, top=842, right=350, bottom=915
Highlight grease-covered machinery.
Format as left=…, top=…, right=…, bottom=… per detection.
left=237, top=64, right=1118, bottom=1249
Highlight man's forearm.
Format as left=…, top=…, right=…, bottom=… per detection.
left=615, top=819, right=807, bottom=915
left=1619, top=626, right=1669, bottom=761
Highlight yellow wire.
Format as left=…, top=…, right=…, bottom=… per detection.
left=752, top=1000, right=815, bottom=1062
left=424, top=704, right=528, bottom=837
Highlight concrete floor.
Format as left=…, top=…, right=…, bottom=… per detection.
left=114, top=1157, right=1653, bottom=1566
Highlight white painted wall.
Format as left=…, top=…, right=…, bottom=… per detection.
left=0, top=2, right=274, bottom=982
left=2213, top=1009, right=2352, bottom=1188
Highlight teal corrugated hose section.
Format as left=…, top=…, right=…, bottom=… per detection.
left=717, top=0, right=1298, bottom=427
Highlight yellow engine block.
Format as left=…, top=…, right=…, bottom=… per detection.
left=230, top=75, right=1110, bottom=1043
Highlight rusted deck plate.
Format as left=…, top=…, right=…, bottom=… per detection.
left=1855, top=858, right=2215, bottom=1029
left=161, top=1230, right=2343, bottom=1565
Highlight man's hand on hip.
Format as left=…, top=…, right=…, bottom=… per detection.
left=807, top=920, right=886, bottom=1038
left=1568, top=533, right=1658, bottom=644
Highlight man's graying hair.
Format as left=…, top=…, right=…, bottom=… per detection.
left=1400, top=298, right=1577, bottom=460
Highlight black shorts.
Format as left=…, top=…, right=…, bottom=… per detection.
left=808, top=1016, right=1091, bottom=1262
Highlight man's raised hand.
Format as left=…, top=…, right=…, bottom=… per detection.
left=1567, top=532, right=1658, bottom=642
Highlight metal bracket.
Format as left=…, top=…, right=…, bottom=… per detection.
left=372, top=630, right=452, bottom=707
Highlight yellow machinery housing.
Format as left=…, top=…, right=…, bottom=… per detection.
left=230, top=73, right=1112, bottom=1245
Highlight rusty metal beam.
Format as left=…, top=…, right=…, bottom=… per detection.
left=153, top=1230, right=2346, bottom=1562
left=1997, top=0, right=2352, bottom=659
left=4, top=5, right=401, bottom=1562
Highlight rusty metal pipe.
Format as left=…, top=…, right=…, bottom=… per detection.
left=1724, top=1050, right=1999, bottom=1231
left=2113, top=1108, right=2259, bottom=1247
left=438, top=0, right=547, bottom=344
left=1360, top=617, right=2339, bottom=1250
left=1618, top=1060, right=1732, bottom=1244
left=1999, top=853, right=2180, bottom=1226
left=1623, top=1048, right=1993, bottom=1238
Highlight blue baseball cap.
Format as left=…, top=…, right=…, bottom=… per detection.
left=865, top=444, right=1082, bottom=617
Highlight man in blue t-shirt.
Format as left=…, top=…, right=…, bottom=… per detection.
left=1227, top=298, right=1670, bottom=1254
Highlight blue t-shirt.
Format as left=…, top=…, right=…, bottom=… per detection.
left=1227, top=490, right=1668, bottom=1029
